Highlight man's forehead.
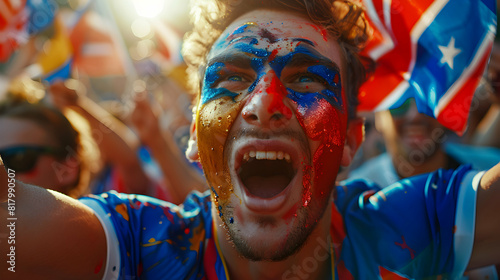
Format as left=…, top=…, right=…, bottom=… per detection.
left=226, top=22, right=285, bottom=43
left=208, top=10, right=342, bottom=67
left=217, top=20, right=320, bottom=48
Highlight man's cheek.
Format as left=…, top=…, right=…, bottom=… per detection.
left=197, top=97, right=242, bottom=205
left=295, top=98, right=346, bottom=202
left=311, top=107, right=345, bottom=195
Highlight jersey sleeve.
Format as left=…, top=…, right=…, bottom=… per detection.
left=79, top=191, right=212, bottom=280
left=337, top=165, right=482, bottom=279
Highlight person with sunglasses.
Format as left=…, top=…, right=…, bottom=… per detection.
left=0, top=96, right=92, bottom=198
left=1, top=0, right=500, bottom=279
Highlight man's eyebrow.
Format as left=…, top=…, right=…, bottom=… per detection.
left=207, top=52, right=254, bottom=69
left=291, top=38, right=316, bottom=47
left=284, top=52, right=339, bottom=70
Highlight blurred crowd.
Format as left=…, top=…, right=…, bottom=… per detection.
left=1, top=0, right=500, bottom=277
left=2, top=0, right=500, bottom=207
left=0, top=0, right=205, bottom=204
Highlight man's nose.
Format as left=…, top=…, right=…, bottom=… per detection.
left=241, top=71, right=293, bottom=128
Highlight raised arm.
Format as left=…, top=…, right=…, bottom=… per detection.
left=0, top=158, right=106, bottom=279
left=49, top=80, right=152, bottom=195
left=130, top=92, right=206, bottom=204
left=468, top=162, right=500, bottom=269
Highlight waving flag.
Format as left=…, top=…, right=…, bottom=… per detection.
left=0, top=0, right=28, bottom=62
left=26, top=0, right=57, bottom=34
left=69, top=10, right=126, bottom=78
left=0, top=0, right=57, bottom=62
left=358, top=0, right=497, bottom=134
left=25, top=15, right=73, bottom=83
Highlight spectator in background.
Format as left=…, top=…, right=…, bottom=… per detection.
left=0, top=95, right=97, bottom=198
left=347, top=97, right=500, bottom=278
left=469, top=42, right=500, bottom=148
left=2, top=0, right=500, bottom=278
left=348, top=98, right=500, bottom=187
left=47, top=79, right=156, bottom=196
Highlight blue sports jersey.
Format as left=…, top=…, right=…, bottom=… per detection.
left=81, top=165, right=482, bottom=279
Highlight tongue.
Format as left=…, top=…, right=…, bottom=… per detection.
left=244, top=175, right=289, bottom=198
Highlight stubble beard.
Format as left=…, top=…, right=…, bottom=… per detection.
left=222, top=188, right=332, bottom=262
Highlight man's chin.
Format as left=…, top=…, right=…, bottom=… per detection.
left=225, top=212, right=313, bottom=262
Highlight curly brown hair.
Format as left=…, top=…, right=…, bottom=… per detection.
left=182, top=0, right=372, bottom=119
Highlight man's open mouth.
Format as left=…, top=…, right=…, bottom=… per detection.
left=238, top=151, right=296, bottom=199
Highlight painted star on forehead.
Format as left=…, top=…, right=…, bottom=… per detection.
left=438, top=37, right=461, bottom=69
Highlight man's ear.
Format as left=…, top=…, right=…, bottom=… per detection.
left=340, top=117, right=364, bottom=167
left=186, top=118, right=200, bottom=162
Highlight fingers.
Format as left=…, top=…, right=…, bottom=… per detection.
left=47, top=79, right=85, bottom=108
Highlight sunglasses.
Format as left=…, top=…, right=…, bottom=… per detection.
left=0, top=145, right=66, bottom=173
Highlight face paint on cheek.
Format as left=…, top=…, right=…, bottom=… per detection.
left=197, top=98, right=242, bottom=214
left=293, top=88, right=348, bottom=206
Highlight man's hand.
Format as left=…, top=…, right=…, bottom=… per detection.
left=131, top=91, right=162, bottom=145
left=48, top=79, right=83, bottom=109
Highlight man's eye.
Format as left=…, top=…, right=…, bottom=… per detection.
left=227, top=75, right=243, bottom=82
left=286, top=73, right=327, bottom=93
left=293, top=74, right=324, bottom=84
left=215, top=73, right=253, bottom=93
left=297, top=75, right=315, bottom=83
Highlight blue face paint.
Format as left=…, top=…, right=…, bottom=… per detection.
left=248, top=58, right=266, bottom=93
left=201, top=62, right=239, bottom=105
left=202, top=31, right=342, bottom=110
left=217, top=23, right=258, bottom=50
left=232, top=41, right=269, bottom=57
left=211, top=186, right=219, bottom=198
left=233, top=23, right=252, bottom=35
left=287, top=89, right=320, bottom=108
left=305, top=65, right=342, bottom=108
left=269, top=43, right=321, bottom=78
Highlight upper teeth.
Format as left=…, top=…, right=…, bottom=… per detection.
left=243, top=151, right=291, bottom=162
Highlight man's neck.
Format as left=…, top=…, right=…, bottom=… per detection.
left=214, top=203, right=334, bottom=280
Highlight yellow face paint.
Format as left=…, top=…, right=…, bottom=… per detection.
left=197, top=96, right=242, bottom=211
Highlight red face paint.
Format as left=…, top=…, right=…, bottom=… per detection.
left=305, top=23, right=328, bottom=42
left=294, top=88, right=348, bottom=206
left=266, top=72, right=293, bottom=119
left=269, top=49, right=279, bottom=61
